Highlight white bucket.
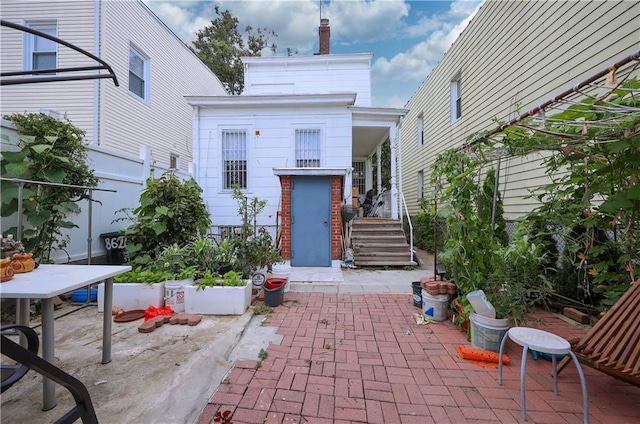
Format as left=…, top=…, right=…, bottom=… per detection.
left=164, top=279, right=187, bottom=312
left=469, top=312, right=509, bottom=352
left=422, top=290, right=449, bottom=322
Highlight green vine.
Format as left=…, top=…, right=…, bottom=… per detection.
left=1, top=113, right=97, bottom=262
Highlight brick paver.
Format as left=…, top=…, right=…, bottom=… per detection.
left=198, top=292, right=640, bottom=423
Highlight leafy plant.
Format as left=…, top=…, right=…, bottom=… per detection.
left=114, top=171, right=211, bottom=266
left=194, top=270, right=223, bottom=290
left=113, top=267, right=172, bottom=285
left=1, top=112, right=97, bottom=262
left=229, top=187, right=282, bottom=277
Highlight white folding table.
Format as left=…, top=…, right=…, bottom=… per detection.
left=0, top=264, right=131, bottom=410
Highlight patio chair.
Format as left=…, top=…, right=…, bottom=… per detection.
left=1, top=324, right=98, bottom=423
left=1, top=324, right=39, bottom=393
left=557, top=279, right=640, bottom=387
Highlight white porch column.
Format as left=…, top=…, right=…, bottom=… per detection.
left=389, top=126, right=398, bottom=220
left=365, top=157, right=373, bottom=193
left=376, top=144, right=382, bottom=193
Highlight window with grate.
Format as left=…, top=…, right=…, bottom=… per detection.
left=24, top=21, right=57, bottom=74
left=295, top=129, right=320, bottom=167
left=222, top=130, right=247, bottom=189
left=418, top=170, right=424, bottom=200
left=219, top=225, right=244, bottom=240
left=352, top=161, right=366, bottom=195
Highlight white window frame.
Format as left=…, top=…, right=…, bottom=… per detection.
left=129, top=45, right=150, bottom=101
left=417, top=170, right=424, bottom=200
left=23, top=20, right=58, bottom=74
left=221, top=130, right=248, bottom=190
left=450, top=74, right=462, bottom=123
left=295, top=129, right=321, bottom=168
left=417, top=114, right=424, bottom=147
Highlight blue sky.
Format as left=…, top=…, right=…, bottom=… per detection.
left=144, top=0, right=483, bottom=108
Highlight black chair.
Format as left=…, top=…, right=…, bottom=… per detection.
left=1, top=324, right=39, bottom=393
left=1, top=324, right=98, bottom=424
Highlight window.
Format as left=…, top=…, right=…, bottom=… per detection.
left=129, top=46, right=149, bottom=100
left=24, top=21, right=57, bottom=74
left=417, top=114, right=424, bottom=146
left=417, top=170, right=424, bottom=200
left=222, top=130, right=247, bottom=189
left=295, top=129, right=320, bottom=167
left=451, top=75, right=462, bottom=122
left=169, top=154, right=179, bottom=169
left=352, top=161, right=366, bottom=195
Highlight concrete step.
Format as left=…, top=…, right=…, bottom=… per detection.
left=353, top=259, right=417, bottom=267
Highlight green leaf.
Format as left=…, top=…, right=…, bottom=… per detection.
left=626, top=185, right=640, bottom=200
left=30, top=144, right=53, bottom=154
left=5, top=162, right=31, bottom=177
left=28, top=210, right=52, bottom=227
left=152, top=221, right=167, bottom=235
left=155, top=205, right=169, bottom=216
left=45, top=169, right=67, bottom=183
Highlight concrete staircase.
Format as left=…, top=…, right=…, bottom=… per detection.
left=350, top=218, right=416, bottom=267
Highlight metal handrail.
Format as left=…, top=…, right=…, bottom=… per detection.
left=399, top=191, right=414, bottom=264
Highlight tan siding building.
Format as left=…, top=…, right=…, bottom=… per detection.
left=1, top=0, right=226, bottom=171
left=400, top=0, right=639, bottom=219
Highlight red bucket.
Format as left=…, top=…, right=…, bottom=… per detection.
left=265, top=278, right=287, bottom=290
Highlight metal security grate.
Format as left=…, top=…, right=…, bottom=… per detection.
left=295, top=129, right=320, bottom=167
left=222, top=130, right=247, bottom=189
left=352, top=161, right=365, bottom=195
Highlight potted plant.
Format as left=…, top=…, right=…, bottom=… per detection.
left=97, top=267, right=172, bottom=312
left=183, top=270, right=252, bottom=315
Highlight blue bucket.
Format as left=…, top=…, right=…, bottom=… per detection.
left=71, top=288, right=97, bottom=303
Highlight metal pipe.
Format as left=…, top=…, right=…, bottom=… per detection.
left=491, top=157, right=501, bottom=228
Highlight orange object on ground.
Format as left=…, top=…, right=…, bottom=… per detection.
left=456, top=345, right=509, bottom=368
left=144, top=305, right=174, bottom=321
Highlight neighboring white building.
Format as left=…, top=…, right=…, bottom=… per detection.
left=1, top=0, right=226, bottom=171
left=188, top=19, right=407, bottom=267
left=0, top=0, right=226, bottom=263
left=400, top=0, right=640, bottom=219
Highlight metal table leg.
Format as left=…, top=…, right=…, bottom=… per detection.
left=102, top=277, right=113, bottom=364
left=41, top=297, right=57, bottom=411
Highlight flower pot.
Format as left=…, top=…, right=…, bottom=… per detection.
left=183, top=279, right=251, bottom=315
left=97, top=281, right=165, bottom=312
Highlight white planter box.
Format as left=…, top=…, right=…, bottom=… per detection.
left=183, top=280, right=251, bottom=315
left=97, top=281, right=165, bottom=312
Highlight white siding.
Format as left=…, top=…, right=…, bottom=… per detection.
left=0, top=0, right=96, bottom=141
left=401, top=0, right=640, bottom=219
left=243, top=55, right=372, bottom=106
left=196, top=106, right=352, bottom=227
left=98, top=0, right=226, bottom=169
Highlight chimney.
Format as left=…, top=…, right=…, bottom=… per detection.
left=319, top=18, right=330, bottom=55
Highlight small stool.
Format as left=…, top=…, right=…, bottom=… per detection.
left=498, top=327, right=589, bottom=423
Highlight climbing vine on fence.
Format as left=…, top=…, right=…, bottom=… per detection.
left=1, top=113, right=97, bottom=262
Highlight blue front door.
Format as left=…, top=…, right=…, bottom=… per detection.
left=290, top=176, right=331, bottom=266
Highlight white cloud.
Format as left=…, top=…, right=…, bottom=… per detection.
left=372, top=1, right=482, bottom=83
left=324, top=0, right=410, bottom=43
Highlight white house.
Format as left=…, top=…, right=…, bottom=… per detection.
left=187, top=19, right=408, bottom=267
left=400, top=0, right=640, bottom=219
left=0, top=0, right=226, bottom=262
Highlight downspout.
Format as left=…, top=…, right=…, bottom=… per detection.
left=397, top=116, right=404, bottom=222
left=92, top=0, right=100, bottom=145
left=192, top=106, right=200, bottom=181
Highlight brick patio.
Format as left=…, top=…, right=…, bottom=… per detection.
left=197, top=292, right=640, bottom=424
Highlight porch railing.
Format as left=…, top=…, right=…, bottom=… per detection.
left=399, top=191, right=414, bottom=264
